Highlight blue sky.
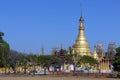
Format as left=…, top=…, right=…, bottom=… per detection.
left=0, top=0, right=120, bottom=54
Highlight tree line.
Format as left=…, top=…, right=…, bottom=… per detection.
left=0, top=32, right=120, bottom=74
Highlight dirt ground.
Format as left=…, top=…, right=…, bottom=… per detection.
left=0, top=75, right=119, bottom=80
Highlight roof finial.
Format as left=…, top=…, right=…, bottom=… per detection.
left=79, top=0, right=84, bottom=22
left=80, top=0, right=82, bottom=17
left=41, top=44, right=44, bottom=55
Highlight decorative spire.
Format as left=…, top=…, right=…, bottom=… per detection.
left=80, top=0, right=83, bottom=17
left=68, top=47, right=70, bottom=55
left=41, top=47, right=44, bottom=55
left=79, top=16, right=84, bottom=30
left=79, top=1, right=84, bottom=30
left=61, top=43, right=63, bottom=49
left=93, top=45, right=98, bottom=59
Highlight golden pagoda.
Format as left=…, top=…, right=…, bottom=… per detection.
left=73, top=16, right=91, bottom=56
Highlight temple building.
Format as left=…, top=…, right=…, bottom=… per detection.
left=107, top=42, right=116, bottom=60
left=96, top=43, right=105, bottom=60
left=72, top=16, right=91, bottom=56
left=71, top=15, right=112, bottom=72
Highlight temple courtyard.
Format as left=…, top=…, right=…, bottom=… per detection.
left=0, top=75, right=119, bottom=80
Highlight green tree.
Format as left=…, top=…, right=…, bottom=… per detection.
left=116, top=47, right=120, bottom=54
left=112, top=47, right=120, bottom=72
left=112, top=53, right=120, bottom=72
left=72, top=53, right=82, bottom=67
left=0, top=32, right=10, bottom=68
left=26, top=53, right=39, bottom=74
left=8, top=50, right=24, bottom=73
left=0, top=32, right=4, bottom=39
left=78, top=55, right=98, bottom=76
left=79, top=55, right=98, bottom=66
left=38, top=55, right=59, bottom=68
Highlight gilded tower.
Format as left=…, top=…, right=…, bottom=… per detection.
left=93, top=45, right=98, bottom=59
left=73, top=16, right=91, bottom=56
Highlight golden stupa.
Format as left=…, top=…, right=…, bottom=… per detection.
left=73, top=16, right=91, bottom=56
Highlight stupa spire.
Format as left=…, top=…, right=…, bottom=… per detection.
left=79, top=16, right=84, bottom=30
left=73, top=15, right=91, bottom=56
left=80, top=0, right=82, bottom=17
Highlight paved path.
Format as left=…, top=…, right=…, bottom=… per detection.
left=0, top=76, right=119, bottom=80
